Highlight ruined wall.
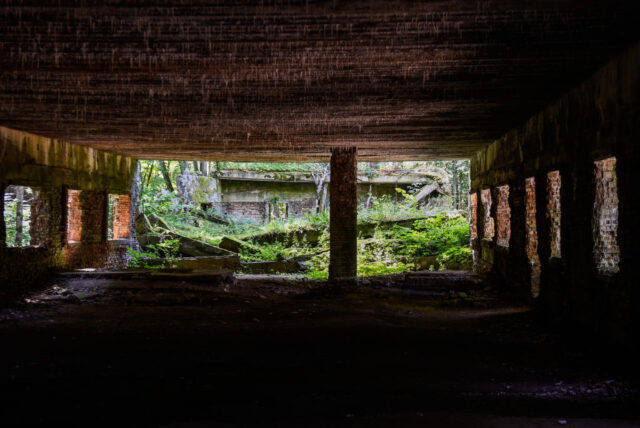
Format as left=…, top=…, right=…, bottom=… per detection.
left=470, top=42, right=640, bottom=343
left=0, top=127, right=138, bottom=297
left=216, top=201, right=269, bottom=223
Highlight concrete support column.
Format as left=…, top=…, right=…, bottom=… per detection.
left=329, top=147, right=357, bottom=281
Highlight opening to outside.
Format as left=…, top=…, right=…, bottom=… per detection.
left=495, top=185, right=510, bottom=247
left=135, top=160, right=471, bottom=277
left=593, top=157, right=619, bottom=274
left=67, top=189, right=82, bottom=243
left=480, top=189, right=494, bottom=240
left=3, top=185, right=44, bottom=248
left=546, top=171, right=561, bottom=258
left=108, top=194, right=131, bottom=240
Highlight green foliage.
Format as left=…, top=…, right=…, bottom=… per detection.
left=436, top=246, right=473, bottom=270
left=217, top=162, right=320, bottom=172
left=138, top=159, right=472, bottom=278
left=358, top=261, right=415, bottom=277
left=394, top=214, right=470, bottom=258
left=303, top=211, right=329, bottom=228
left=3, top=197, right=31, bottom=247
left=126, top=238, right=181, bottom=269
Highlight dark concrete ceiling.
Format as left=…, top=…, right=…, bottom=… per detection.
left=1, top=1, right=639, bottom=161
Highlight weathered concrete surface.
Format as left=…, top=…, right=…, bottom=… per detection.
left=0, top=126, right=136, bottom=193
left=138, top=255, right=241, bottom=272
left=329, top=147, right=358, bottom=280
left=241, top=258, right=307, bottom=275
left=1, top=3, right=639, bottom=161
left=137, top=233, right=233, bottom=258
left=470, top=42, right=640, bottom=344
left=0, top=128, right=138, bottom=298
left=0, top=276, right=637, bottom=425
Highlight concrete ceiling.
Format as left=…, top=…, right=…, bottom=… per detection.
left=1, top=1, right=639, bottom=161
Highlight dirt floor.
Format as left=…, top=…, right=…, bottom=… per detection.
left=0, top=271, right=638, bottom=427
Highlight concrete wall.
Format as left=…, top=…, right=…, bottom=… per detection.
left=469, top=42, right=640, bottom=343
left=0, top=127, right=139, bottom=297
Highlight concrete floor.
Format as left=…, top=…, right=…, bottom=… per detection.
left=0, top=272, right=638, bottom=426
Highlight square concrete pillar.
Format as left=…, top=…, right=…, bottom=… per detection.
left=329, top=147, right=357, bottom=281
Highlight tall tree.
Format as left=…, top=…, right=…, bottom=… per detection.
left=311, top=163, right=330, bottom=214
left=158, top=161, right=174, bottom=192
left=15, top=186, right=24, bottom=246
left=452, top=161, right=459, bottom=209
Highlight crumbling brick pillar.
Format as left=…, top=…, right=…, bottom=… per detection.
left=111, top=195, right=131, bottom=239
left=29, top=190, right=48, bottom=246
left=329, top=147, right=357, bottom=281
left=80, top=191, right=107, bottom=244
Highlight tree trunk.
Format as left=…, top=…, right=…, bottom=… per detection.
left=365, top=184, right=373, bottom=209
left=192, top=161, right=200, bottom=174
left=178, top=161, right=190, bottom=175
left=320, top=182, right=328, bottom=213
left=143, top=161, right=155, bottom=190
left=452, top=161, right=459, bottom=209
left=15, top=186, right=24, bottom=246
left=158, top=161, right=174, bottom=192
left=201, top=161, right=210, bottom=176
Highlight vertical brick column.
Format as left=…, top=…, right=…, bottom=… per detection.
left=112, top=195, right=131, bottom=239
left=524, top=177, right=541, bottom=296
left=80, top=190, right=107, bottom=244
left=329, top=147, right=357, bottom=281
left=29, top=189, right=48, bottom=246
left=495, top=185, right=511, bottom=247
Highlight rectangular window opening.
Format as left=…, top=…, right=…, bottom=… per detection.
left=108, top=194, right=131, bottom=240
left=495, top=185, right=511, bottom=247
left=480, top=189, right=494, bottom=240
left=67, top=189, right=82, bottom=243
left=546, top=171, right=561, bottom=259
left=3, top=185, right=45, bottom=248
left=593, top=157, right=619, bottom=275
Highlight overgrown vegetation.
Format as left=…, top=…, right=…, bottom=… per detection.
left=136, top=160, right=471, bottom=277
left=127, top=238, right=181, bottom=269
left=3, top=186, right=33, bottom=247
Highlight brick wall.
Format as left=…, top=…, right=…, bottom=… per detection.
left=495, top=185, right=511, bottom=247
left=287, top=199, right=315, bottom=218
left=546, top=171, right=561, bottom=258
left=525, top=177, right=541, bottom=296
left=469, top=193, right=478, bottom=239
left=217, top=201, right=268, bottom=223
left=80, top=190, right=106, bottom=243
left=67, top=190, right=82, bottom=242
left=29, top=189, right=48, bottom=246
left=593, top=157, right=620, bottom=274
left=469, top=43, right=640, bottom=343
left=111, top=194, right=131, bottom=239
left=480, top=189, right=494, bottom=240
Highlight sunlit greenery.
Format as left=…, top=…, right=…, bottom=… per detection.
left=137, top=160, right=472, bottom=277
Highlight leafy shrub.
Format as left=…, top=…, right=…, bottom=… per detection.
left=395, top=214, right=469, bottom=257
left=127, top=238, right=181, bottom=269
left=437, top=247, right=472, bottom=270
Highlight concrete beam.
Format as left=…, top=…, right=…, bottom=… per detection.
left=329, top=147, right=358, bottom=281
